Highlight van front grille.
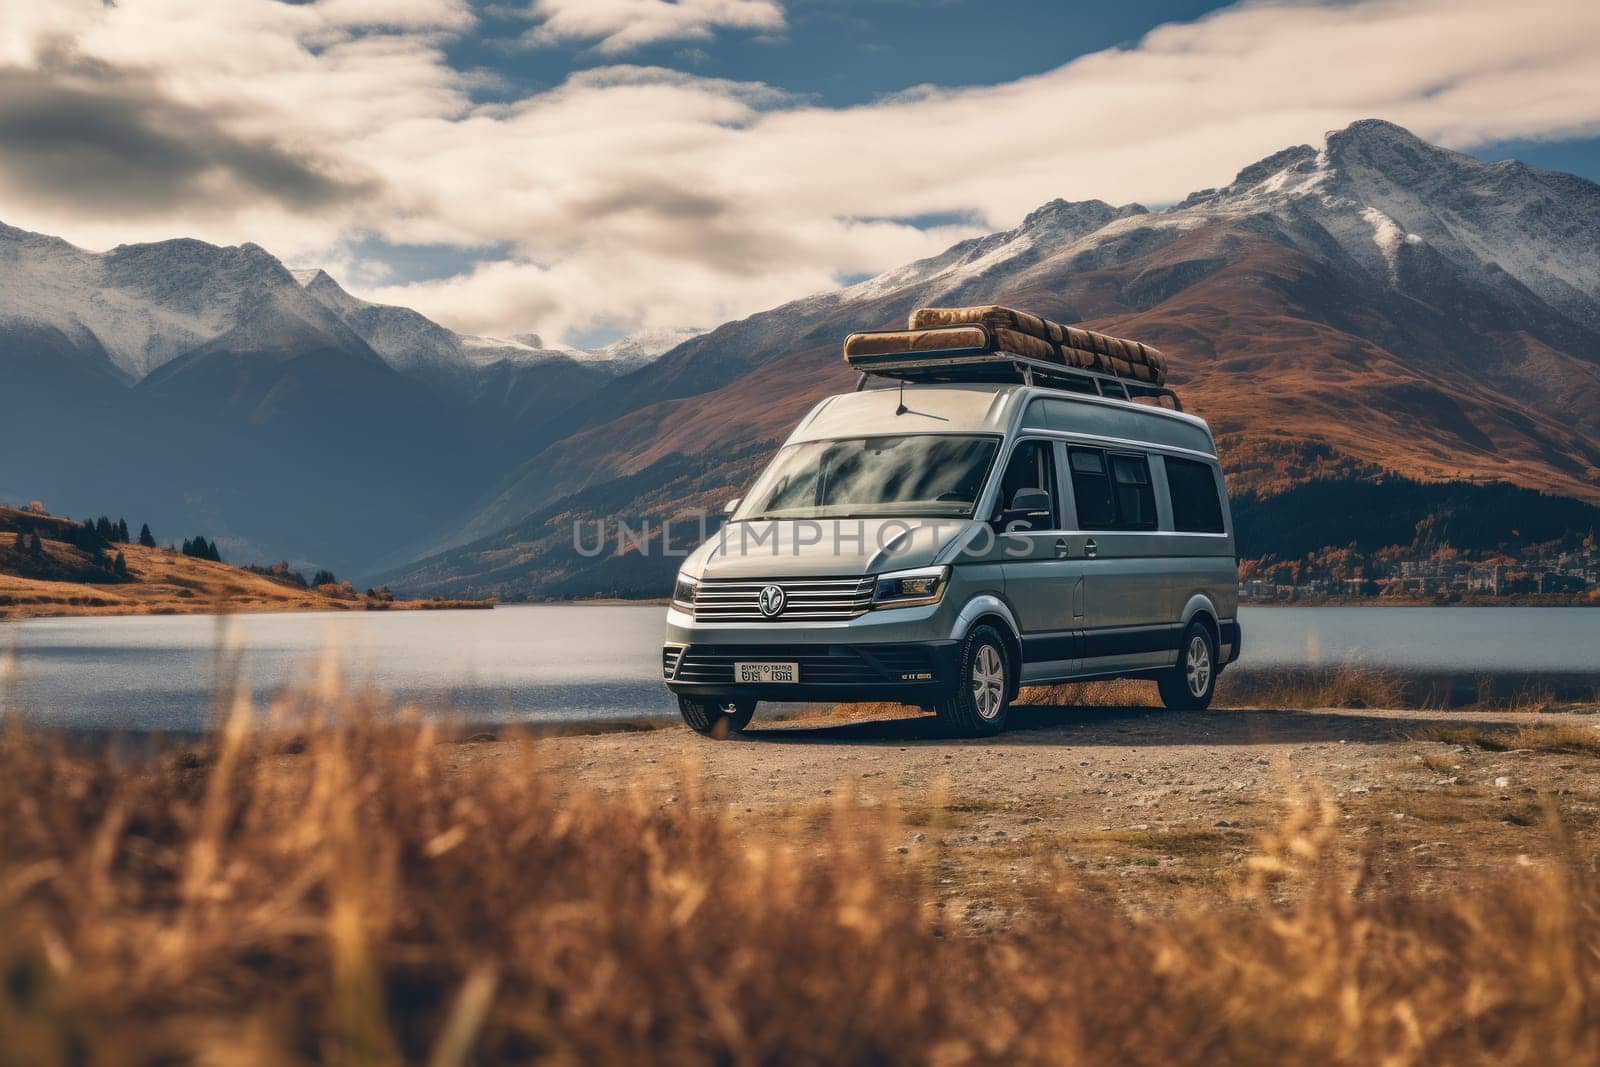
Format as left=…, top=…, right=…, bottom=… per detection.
left=690, top=576, right=874, bottom=622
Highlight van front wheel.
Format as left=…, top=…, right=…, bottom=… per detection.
left=1158, top=622, right=1217, bottom=710
left=935, top=624, right=1011, bottom=737
left=678, top=696, right=756, bottom=739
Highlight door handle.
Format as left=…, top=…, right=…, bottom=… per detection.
left=1084, top=538, right=1099, bottom=559
left=1054, top=537, right=1070, bottom=559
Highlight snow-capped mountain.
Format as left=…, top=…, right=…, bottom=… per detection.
left=375, top=119, right=1600, bottom=598
left=839, top=119, right=1600, bottom=332
left=0, top=222, right=676, bottom=391
left=290, top=269, right=598, bottom=387
left=1180, top=121, right=1600, bottom=324
left=582, top=325, right=706, bottom=369
left=0, top=224, right=641, bottom=570
left=0, top=225, right=372, bottom=381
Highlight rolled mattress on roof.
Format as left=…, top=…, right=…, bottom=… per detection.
left=908, top=305, right=1168, bottom=385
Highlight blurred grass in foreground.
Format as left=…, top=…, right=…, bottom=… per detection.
left=1020, top=665, right=1597, bottom=713
left=4, top=682, right=1600, bottom=1064
left=802, top=665, right=1597, bottom=728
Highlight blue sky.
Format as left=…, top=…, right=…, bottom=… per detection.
left=460, top=1, right=1232, bottom=106
left=456, top=0, right=1600, bottom=182
left=3, top=0, right=1598, bottom=342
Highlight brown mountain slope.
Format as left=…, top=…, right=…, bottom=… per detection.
left=1096, top=230, right=1600, bottom=499
left=374, top=122, right=1600, bottom=598
left=375, top=236, right=1600, bottom=598
left=431, top=224, right=1600, bottom=529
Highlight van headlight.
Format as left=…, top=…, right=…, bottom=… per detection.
left=872, top=565, right=949, bottom=609
left=672, top=573, right=699, bottom=611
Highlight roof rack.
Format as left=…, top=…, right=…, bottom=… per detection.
left=848, top=343, right=1183, bottom=412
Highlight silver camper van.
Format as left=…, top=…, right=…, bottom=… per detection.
left=662, top=315, right=1239, bottom=737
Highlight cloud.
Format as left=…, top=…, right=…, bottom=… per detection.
left=0, top=53, right=373, bottom=216
left=521, top=0, right=786, bottom=54
left=1, top=0, right=1598, bottom=342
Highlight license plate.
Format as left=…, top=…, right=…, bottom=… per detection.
left=735, top=661, right=799, bottom=684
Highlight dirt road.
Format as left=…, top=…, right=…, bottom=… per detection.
left=477, top=702, right=1600, bottom=919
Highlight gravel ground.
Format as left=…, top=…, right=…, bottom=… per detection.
left=461, top=702, right=1600, bottom=919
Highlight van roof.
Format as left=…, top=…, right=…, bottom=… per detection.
left=788, top=382, right=1216, bottom=454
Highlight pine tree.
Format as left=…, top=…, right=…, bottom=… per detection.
left=313, top=568, right=338, bottom=587
left=71, top=521, right=100, bottom=551
left=115, top=518, right=130, bottom=543
left=113, top=551, right=128, bottom=577
left=139, top=523, right=156, bottom=548
left=29, top=532, right=43, bottom=558
left=95, top=516, right=113, bottom=542
left=183, top=536, right=222, bottom=562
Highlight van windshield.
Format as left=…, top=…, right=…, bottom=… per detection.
left=739, top=434, right=1000, bottom=520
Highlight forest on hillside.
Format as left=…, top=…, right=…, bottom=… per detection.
left=1230, top=476, right=1600, bottom=559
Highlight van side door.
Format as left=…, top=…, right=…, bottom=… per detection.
left=992, top=438, right=1082, bottom=682
left=1064, top=446, right=1175, bottom=672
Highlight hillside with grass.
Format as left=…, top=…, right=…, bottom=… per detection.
left=0, top=505, right=490, bottom=620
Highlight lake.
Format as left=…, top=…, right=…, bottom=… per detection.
left=2, top=605, right=1597, bottom=731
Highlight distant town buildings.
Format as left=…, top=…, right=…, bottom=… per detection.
left=1238, top=544, right=1600, bottom=603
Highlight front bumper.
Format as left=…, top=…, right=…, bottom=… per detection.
left=663, top=640, right=958, bottom=703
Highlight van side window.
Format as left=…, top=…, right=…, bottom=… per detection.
left=1069, top=448, right=1156, bottom=531
left=995, top=439, right=1056, bottom=531
left=1165, top=456, right=1225, bottom=533
left=1068, top=448, right=1116, bottom=529
left=1110, top=453, right=1157, bottom=530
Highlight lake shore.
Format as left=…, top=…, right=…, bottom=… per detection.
left=1242, top=595, right=1600, bottom=607
left=0, top=541, right=493, bottom=621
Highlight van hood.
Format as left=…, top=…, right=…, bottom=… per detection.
left=686, top=517, right=979, bottom=580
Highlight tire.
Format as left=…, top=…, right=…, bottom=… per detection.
left=1159, top=621, right=1217, bottom=710
left=677, top=695, right=757, bottom=739
left=935, top=624, right=1012, bottom=737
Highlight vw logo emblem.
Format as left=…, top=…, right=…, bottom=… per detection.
left=757, top=584, right=786, bottom=617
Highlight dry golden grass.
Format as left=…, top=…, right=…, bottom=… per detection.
left=1216, top=666, right=1411, bottom=709
left=796, top=665, right=1594, bottom=733
left=1023, top=667, right=1592, bottom=714
left=6, top=683, right=1600, bottom=1063
left=1018, top=677, right=1154, bottom=707
left=1427, top=722, right=1600, bottom=758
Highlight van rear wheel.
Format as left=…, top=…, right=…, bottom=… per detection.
left=1158, top=622, right=1217, bottom=710
left=678, top=696, right=756, bottom=739
left=935, top=624, right=1011, bottom=737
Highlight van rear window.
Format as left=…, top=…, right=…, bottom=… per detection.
left=1165, top=456, right=1225, bottom=533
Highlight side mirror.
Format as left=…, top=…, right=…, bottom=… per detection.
left=1008, top=488, right=1051, bottom=514
left=723, top=497, right=742, bottom=517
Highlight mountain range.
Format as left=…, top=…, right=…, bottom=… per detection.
left=0, top=229, right=682, bottom=571
left=4, top=119, right=1599, bottom=594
